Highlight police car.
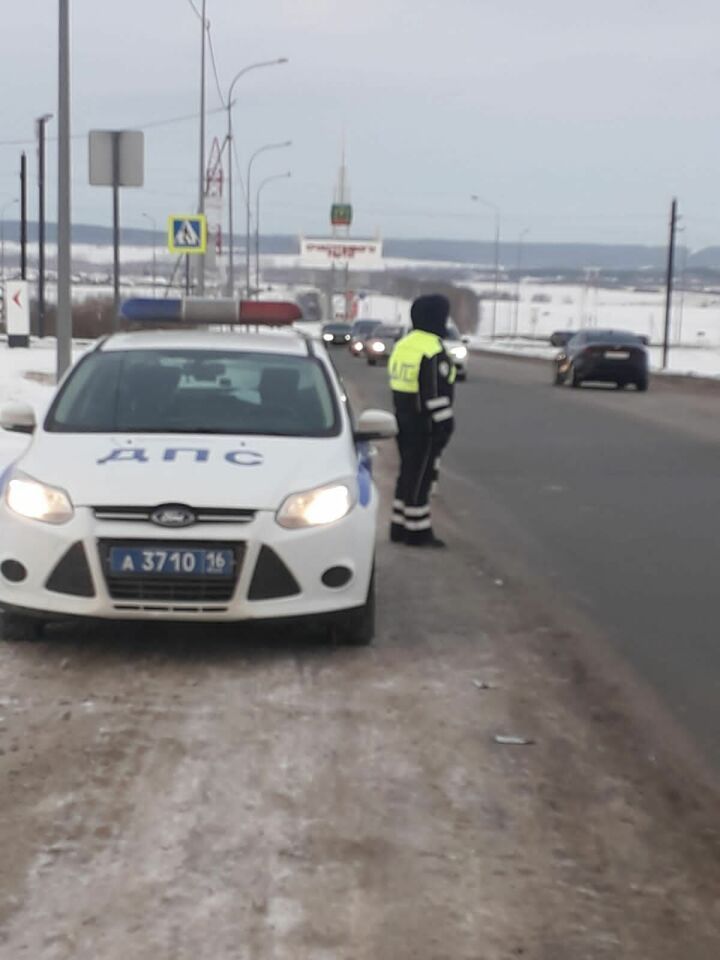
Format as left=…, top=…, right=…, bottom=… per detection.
left=0, top=326, right=397, bottom=645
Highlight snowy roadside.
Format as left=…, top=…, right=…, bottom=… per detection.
left=0, top=340, right=90, bottom=471
left=469, top=336, right=720, bottom=381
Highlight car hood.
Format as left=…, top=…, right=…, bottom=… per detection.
left=15, top=433, right=353, bottom=510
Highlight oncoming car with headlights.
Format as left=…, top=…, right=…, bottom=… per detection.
left=366, top=324, right=405, bottom=366
left=0, top=329, right=397, bottom=645
left=443, top=321, right=469, bottom=381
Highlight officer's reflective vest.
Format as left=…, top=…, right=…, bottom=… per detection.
left=389, top=329, right=456, bottom=393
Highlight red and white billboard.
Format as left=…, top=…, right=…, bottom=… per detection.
left=300, top=237, right=384, bottom=270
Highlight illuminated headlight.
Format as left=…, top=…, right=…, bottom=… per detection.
left=371, top=341, right=386, bottom=353
left=276, top=481, right=356, bottom=529
left=450, top=345, right=468, bottom=360
left=352, top=342, right=363, bottom=351
left=323, top=333, right=333, bottom=342
left=6, top=472, right=74, bottom=524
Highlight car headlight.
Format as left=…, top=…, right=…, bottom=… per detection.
left=352, top=342, right=363, bottom=351
left=450, top=345, right=468, bottom=360
left=322, top=333, right=333, bottom=341
left=5, top=471, right=74, bottom=524
left=371, top=341, right=386, bottom=352
left=276, top=481, right=356, bottom=529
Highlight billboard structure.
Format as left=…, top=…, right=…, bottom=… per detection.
left=300, top=237, right=384, bottom=271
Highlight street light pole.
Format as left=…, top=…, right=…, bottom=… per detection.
left=57, top=0, right=72, bottom=378
left=142, top=213, right=157, bottom=298
left=246, top=140, right=291, bottom=297
left=36, top=114, right=52, bottom=338
left=197, top=0, right=207, bottom=296
left=471, top=195, right=500, bottom=339
left=224, top=58, right=288, bottom=298
left=513, top=228, right=530, bottom=338
left=255, top=172, right=291, bottom=292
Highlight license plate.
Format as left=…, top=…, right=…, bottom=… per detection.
left=109, top=547, right=235, bottom=577
left=605, top=350, right=630, bottom=359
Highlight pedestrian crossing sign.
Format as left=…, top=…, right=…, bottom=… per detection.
left=167, top=214, right=207, bottom=255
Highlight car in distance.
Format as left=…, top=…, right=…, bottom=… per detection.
left=366, top=324, right=405, bottom=365
left=0, top=329, right=398, bottom=645
left=321, top=322, right=352, bottom=345
left=444, top=321, right=470, bottom=381
left=553, top=329, right=649, bottom=391
left=349, top=319, right=382, bottom=358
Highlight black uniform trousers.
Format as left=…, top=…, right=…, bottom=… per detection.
left=391, top=414, right=450, bottom=545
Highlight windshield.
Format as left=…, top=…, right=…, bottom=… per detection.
left=376, top=326, right=403, bottom=338
left=45, top=349, right=340, bottom=437
left=323, top=324, right=351, bottom=333
left=445, top=322, right=461, bottom=340
left=577, top=330, right=645, bottom=346
left=351, top=321, right=381, bottom=336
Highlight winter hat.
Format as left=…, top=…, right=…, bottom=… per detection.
left=410, top=294, right=450, bottom=337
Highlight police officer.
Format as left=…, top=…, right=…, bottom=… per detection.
left=388, top=294, right=456, bottom=548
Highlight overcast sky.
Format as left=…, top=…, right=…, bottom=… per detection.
left=1, top=0, right=719, bottom=247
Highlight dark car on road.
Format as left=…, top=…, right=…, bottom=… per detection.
left=349, top=319, right=382, bottom=357
left=553, top=329, right=649, bottom=391
left=366, top=324, right=405, bottom=366
left=321, top=322, right=352, bottom=345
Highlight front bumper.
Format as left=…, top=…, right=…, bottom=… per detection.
left=0, top=499, right=376, bottom=623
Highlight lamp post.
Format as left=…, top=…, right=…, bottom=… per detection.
left=36, top=113, right=53, bottom=337
left=224, top=58, right=288, bottom=297
left=246, top=140, right=291, bottom=297
left=471, top=195, right=500, bottom=339
left=255, top=171, right=290, bottom=292
left=142, top=213, right=157, bottom=297
left=57, top=0, right=72, bottom=378
left=1, top=198, right=19, bottom=285
left=512, top=228, right=530, bottom=338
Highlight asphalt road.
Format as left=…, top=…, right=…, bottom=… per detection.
left=338, top=349, right=720, bottom=771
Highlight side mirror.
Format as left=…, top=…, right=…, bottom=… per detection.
left=354, top=409, right=398, bottom=442
left=639, top=335, right=650, bottom=346
left=0, top=402, right=36, bottom=435
left=550, top=331, right=572, bottom=347
left=461, top=335, right=470, bottom=345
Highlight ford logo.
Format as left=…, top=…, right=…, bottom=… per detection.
left=151, top=505, right=196, bottom=528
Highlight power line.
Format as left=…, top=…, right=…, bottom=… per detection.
left=206, top=25, right=226, bottom=107
left=185, top=0, right=203, bottom=20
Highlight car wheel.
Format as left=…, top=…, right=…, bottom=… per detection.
left=367, top=357, right=377, bottom=366
left=636, top=376, right=649, bottom=392
left=330, top=570, right=375, bottom=647
left=0, top=610, right=45, bottom=643
left=456, top=371, right=467, bottom=382
left=570, top=365, right=582, bottom=388
left=553, top=368, right=565, bottom=386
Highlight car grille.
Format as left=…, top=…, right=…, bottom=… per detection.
left=94, top=506, right=256, bottom=524
left=97, top=539, right=244, bottom=604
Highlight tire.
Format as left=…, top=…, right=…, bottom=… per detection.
left=367, top=357, right=377, bottom=367
left=0, top=610, right=45, bottom=643
left=553, top=368, right=565, bottom=386
left=330, top=570, right=375, bottom=646
left=636, top=376, right=649, bottom=392
left=570, top=365, right=582, bottom=388
left=456, top=371, right=467, bottom=382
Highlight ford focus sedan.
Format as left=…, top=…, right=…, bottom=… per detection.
left=0, top=330, right=396, bottom=644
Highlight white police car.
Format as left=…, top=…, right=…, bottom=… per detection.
left=0, top=328, right=397, bottom=645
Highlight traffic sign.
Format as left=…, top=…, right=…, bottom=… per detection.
left=168, top=215, right=207, bottom=255
left=331, top=203, right=352, bottom=227
left=5, top=280, right=30, bottom=348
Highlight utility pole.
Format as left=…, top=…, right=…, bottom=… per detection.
left=57, top=0, right=72, bottom=378
left=512, top=228, right=530, bottom=337
left=246, top=140, right=291, bottom=297
left=471, top=196, right=500, bottom=338
left=662, top=197, right=678, bottom=370
left=142, top=213, right=157, bottom=297
left=36, top=115, right=52, bottom=337
left=20, top=153, right=28, bottom=280
left=196, top=0, right=207, bottom=296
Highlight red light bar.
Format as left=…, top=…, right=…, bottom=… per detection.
left=238, top=301, right=302, bottom=325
